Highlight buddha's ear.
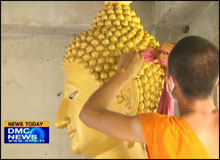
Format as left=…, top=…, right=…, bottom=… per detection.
left=120, top=79, right=139, bottom=116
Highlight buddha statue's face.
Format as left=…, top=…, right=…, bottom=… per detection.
left=55, top=1, right=165, bottom=158
left=55, top=63, right=140, bottom=158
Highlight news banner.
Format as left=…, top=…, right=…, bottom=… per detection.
left=4, top=121, right=49, bottom=143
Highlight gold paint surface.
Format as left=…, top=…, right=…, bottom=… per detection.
left=57, top=1, right=165, bottom=158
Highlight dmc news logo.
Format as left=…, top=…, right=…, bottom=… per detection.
left=4, top=121, right=49, bottom=143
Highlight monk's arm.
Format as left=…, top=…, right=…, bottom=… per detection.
left=79, top=51, right=145, bottom=143
left=79, top=42, right=174, bottom=143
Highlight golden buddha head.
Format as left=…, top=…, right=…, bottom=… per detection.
left=55, top=1, right=165, bottom=158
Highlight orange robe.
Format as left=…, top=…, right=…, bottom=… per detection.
left=139, top=113, right=210, bottom=159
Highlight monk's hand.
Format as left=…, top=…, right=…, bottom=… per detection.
left=158, top=42, right=175, bottom=53
left=116, top=49, right=144, bottom=80
left=153, top=42, right=176, bottom=66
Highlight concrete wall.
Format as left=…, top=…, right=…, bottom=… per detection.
left=1, top=34, right=84, bottom=159
left=1, top=1, right=219, bottom=159
left=1, top=1, right=104, bottom=34
left=154, top=1, right=219, bottom=45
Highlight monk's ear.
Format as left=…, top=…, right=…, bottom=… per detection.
left=170, top=76, right=179, bottom=88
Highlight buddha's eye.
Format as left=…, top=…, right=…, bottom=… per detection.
left=69, top=91, right=78, bottom=100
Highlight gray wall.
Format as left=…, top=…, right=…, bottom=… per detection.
left=1, top=1, right=219, bottom=159
left=153, top=1, right=219, bottom=45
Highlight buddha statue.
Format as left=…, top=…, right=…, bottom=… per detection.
left=55, top=1, right=165, bottom=158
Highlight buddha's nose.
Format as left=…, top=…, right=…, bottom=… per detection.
left=55, top=98, right=71, bottom=129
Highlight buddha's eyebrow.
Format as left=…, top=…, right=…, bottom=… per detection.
left=64, top=82, right=80, bottom=90
left=69, top=91, right=79, bottom=100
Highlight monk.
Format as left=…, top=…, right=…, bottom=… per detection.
left=79, top=36, right=219, bottom=159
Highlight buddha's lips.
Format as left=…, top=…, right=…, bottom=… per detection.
left=67, top=126, right=77, bottom=140
left=141, top=49, right=168, bottom=66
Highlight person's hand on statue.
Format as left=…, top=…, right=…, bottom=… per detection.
left=153, top=42, right=176, bottom=67
left=116, top=49, right=144, bottom=80
left=115, top=42, right=175, bottom=81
